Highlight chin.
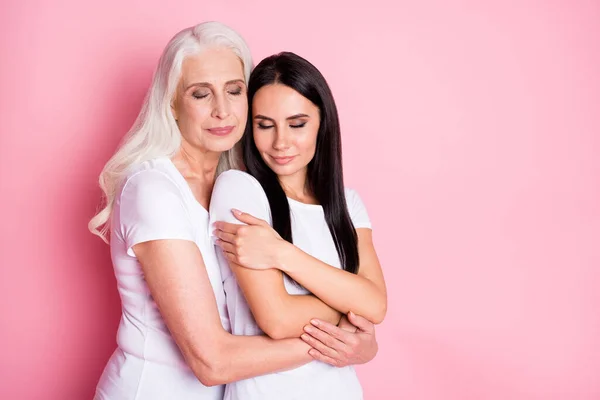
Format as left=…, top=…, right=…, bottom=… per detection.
left=206, top=135, right=242, bottom=153
left=267, top=163, right=302, bottom=177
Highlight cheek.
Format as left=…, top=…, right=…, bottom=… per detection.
left=297, top=129, right=319, bottom=155
left=232, top=100, right=248, bottom=120
left=253, top=131, right=270, bottom=153
left=181, top=100, right=210, bottom=124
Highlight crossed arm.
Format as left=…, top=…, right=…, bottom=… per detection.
left=213, top=210, right=388, bottom=340
left=121, top=170, right=379, bottom=387
left=134, top=236, right=379, bottom=388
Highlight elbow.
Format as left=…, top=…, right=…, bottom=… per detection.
left=187, top=338, right=231, bottom=387
left=369, top=296, right=388, bottom=325
left=189, top=355, right=227, bottom=387
left=193, top=364, right=223, bottom=387
left=257, top=317, right=295, bottom=340
left=264, top=325, right=294, bottom=340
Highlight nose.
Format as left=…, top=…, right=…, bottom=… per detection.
left=211, top=93, right=230, bottom=119
left=273, top=127, right=292, bottom=151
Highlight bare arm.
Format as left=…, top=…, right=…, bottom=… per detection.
left=210, top=171, right=342, bottom=340
left=217, top=213, right=387, bottom=324
left=302, top=312, right=379, bottom=366
left=277, top=228, right=387, bottom=324
left=133, top=239, right=312, bottom=386
left=223, top=259, right=341, bottom=339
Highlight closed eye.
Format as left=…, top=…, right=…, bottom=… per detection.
left=257, top=124, right=274, bottom=129
left=290, top=122, right=306, bottom=128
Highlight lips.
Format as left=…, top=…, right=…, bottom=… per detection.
left=207, top=126, right=235, bottom=136
left=271, top=155, right=296, bottom=165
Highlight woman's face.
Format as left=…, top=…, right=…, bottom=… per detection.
left=252, top=83, right=320, bottom=181
left=172, top=47, right=247, bottom=154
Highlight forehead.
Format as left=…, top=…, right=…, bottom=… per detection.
left=180, top=47, right=245, bottom=87
left=253, top=84, right=318, bottom=115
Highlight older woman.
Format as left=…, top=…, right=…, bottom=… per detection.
left=89, top=22, right=377, bottom=400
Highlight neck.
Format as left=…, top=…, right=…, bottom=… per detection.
left=175, top=139, right=221, bottom=183
left=278, top=167, right=314, bottom=203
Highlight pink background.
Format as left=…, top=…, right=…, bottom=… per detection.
left=1, top=1, right=599, bottom=399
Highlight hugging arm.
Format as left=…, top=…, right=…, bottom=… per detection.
left=209, top=171, right=342, bottom=340
left=134, top=239, right=313, bottom=385
left=121, top=171, right=313, bottom=386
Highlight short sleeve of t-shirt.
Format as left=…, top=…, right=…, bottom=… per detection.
left=345, top=188, right=372, bottom=229
left=119, top=170, right=195, bottom=257
left=209, top=170, right=271, bottom=233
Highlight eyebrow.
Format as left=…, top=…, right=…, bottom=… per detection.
left=184, top=79, right=245, bottom=91
left=254, top=113, right=310, bottom=122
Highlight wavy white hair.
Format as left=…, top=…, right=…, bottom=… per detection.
left=89, top=21, right=253, bottom=243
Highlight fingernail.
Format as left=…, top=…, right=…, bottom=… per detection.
left=301, top=334, right=309, bottom=341
left=304, top=326, right=313, bottom=333
left=349, top=311, right=355, bottom=317
left=308, top=349, right=316, bottom=356
left=232, top=208, right=242, bottom=216
left=310, top=319, right=319, bottom=326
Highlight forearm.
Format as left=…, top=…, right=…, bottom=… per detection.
left=231, top=265, right=341, bottom=340
left=277, top=243, right=386, bottom=324
left=196, top=333, right=312, bottom=385
left=264, top=293, right=341, bottom=339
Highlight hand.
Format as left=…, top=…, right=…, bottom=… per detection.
left=213, top=209, right=285, bottom=270
left=300, top=311, right=378, bottom=367
left=337, top=315, right=358, bottom=333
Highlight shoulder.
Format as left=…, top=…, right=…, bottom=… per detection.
left=344, top=187, right=362, bottom=204
left=119, top=158, right=185, bottom=206
left=124, top=157, right=178, bottom=184
left=210, top=169, right=271, bottom=222
left=213, top=170, right=267, bottom=201
left=344, top=187, right=372, bottom=229
left=215, top=169, right=262, bottom=190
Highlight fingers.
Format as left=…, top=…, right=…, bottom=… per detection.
left=307, top=348, right=347, bottom=368
left=215, top=239, right=236, bottom=254
left=214, top=221, right=243, bottom=235
left=303, top=323, right=348, bottom=351
left=347, top=311, right=375, bottom=333
left=300, top=333, right=340, bottom=359
left=309, top=319, right=352, bottom=342
left=337, top=316, right=358, bottom=333
left=222, top=250, right=239, bottom=265
left=231, top=209, right=268, bottom=226
left=213, top=229, right=236, bottom=244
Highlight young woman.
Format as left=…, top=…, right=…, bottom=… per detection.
left=89, top=23, right=377, bottom=400
left=210, top=52, right=387, bottom=399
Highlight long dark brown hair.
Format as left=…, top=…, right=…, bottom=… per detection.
left=242, top=52, right=359, bottom=274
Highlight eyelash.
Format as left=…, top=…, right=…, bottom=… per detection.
left=257, top=122, right=306, bottom=130
left=192, top=88, right=243, bottom=99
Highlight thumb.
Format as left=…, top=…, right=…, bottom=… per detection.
left=348, top=311, right=375, bottom=333
left=232, top=209, right=267, bottom=226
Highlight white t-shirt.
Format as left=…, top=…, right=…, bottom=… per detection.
left=95, top=157, right=229, bottom=400
left=209, top=170, right=371, bottom=400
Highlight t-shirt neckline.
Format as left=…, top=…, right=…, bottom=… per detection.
left=160, top=157, right=209, bottom=215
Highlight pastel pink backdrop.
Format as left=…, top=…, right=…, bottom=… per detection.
left=1, top=1, right=598, bottom=399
